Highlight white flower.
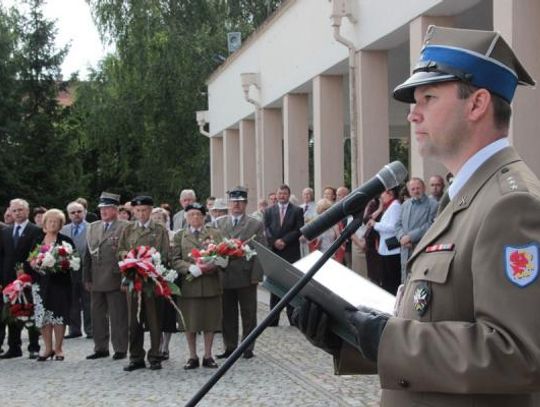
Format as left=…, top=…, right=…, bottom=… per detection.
left=151, top=251, right=162, bottom=266
left=70, top=256, right=81, bottom=271
left=41, top=252, right=56, bottom=268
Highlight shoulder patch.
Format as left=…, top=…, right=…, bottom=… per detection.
left=504, top=244, right=539, bottom=288
left=498, top=169, right=529, bottom=195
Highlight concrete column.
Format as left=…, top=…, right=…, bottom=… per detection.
left=356, top=50, right=390, bottom=183
left=239, top=119, right=257, bottom=212
left=261, top=108, right=283, bottom=196
left=210, top=135, right=224, bottom=198
left=223, top=128, right=240, bottom=194
left=313, top=75, right=344, bottom=199
left=494, top=0, right=540, bottom=177
left=283, top=93, right=309, bottom=197
left=408, top=16, right=454, bottom=180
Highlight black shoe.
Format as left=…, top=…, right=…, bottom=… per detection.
left=183, top=358, right=199, bottom=370
left=112, top=352, right=127, bottom=360
left=0, top=349, right=22, bottom=359
left=243, top=350, right=254, bottom=359
left=86, top=351, right=110, bottom=360
left=65, top=333, right=82, bottom=339
left=202, top=357, right=218, bottom=368
left=28, top=351, right=39, bottom=360
left=123, top=361, right=146, bottom=371
left=160, top=351, right=169, bottom=361
left=149, top=360, right=162, bottom=370
left=216, top=349, right=234, bottom=359
left=37, top=351, right=55, bottom=361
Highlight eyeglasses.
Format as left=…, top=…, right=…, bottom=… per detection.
left=70, top=210, right=83, bottom=214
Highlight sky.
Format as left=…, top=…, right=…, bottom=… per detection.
left=2, top=0, right=111, bottom=79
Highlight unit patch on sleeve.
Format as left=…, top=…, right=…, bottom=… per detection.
left=504, top=244, right=539, bottom=288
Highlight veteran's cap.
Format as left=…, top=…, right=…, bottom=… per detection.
left=227, top=186, right=248, bottom=201
left=185, top=202, right=207, bottom=215
left=131, top=195, right=154, bottom=206
left=393, top=25, right=535, bottom=103
left=211, top=198, right=229, bottom=211
left=98, top=192, right=121, bottom=208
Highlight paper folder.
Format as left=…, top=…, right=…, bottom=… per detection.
left=255, top=241, right=395, bottom=346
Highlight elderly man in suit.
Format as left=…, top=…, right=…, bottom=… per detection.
left=296, top=26, right=540, bottom=406
left=172, top=189, right=196, bottom=231
left=264, top=184, right=304, bottom=326
left=0, top=199, right=42, bottom=359
left=395, top=177, right=438, bottom=282
left=83, top=192, right=129, bottom=361
left=215, top=187, right=267, bottom=359
left=118, top=195, right=170, bottom=371
left=62, top=201, right=92, bottom=339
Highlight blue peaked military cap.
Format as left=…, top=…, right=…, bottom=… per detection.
left=393, top=25, right=535, bottom=103
left=131, top=195, right=154, bottom=206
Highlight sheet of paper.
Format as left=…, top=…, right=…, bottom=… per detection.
left=294, top=251, right=396, bottom=314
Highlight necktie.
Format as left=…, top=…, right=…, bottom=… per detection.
left=13, top=225, right=21, bottom=247
left=233, top=218, right=238, bottom=227
left=73, top=224, right=80, bottom=237
left=193, top=230, right=200, bottom=239
left=104, top=223, right=110, bottom=232
left=280, top=205, right=286, bottom=226
left=303, top=204, right=308, bottom=214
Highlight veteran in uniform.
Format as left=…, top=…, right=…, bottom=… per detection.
left=83, top=192, right=129, bottom=361
left=215, top=187, right=267, bottom=360
left=294, top=26, right=540, bottom=406
left=172, top=203, right=224, bottom=370
left=118, top=195, right=170, bottom=371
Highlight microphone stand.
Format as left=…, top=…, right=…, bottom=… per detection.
left=185, top=215, right=364, bottom=407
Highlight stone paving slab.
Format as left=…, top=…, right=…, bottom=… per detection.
left=1, top=288, right=381, bottom=406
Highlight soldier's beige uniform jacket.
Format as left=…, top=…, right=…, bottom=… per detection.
left=382, top=147, right=540, bottom=406
left=172, top=226, right=223, bottom=298
left=338, top=147, right=540, bottom=406
left=215, top=215, right=267, bottom=289
left=83, top=219, right=128, bottom=291
left=117, top=220, right=170, bottom=264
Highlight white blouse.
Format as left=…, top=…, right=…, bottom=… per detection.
left=374, top=200, right=402, bottom=256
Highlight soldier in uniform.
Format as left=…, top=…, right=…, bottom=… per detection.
left=83, top=192, right=129, bottom=361
left=294, top=26, right=540, bottom=406
left=215, top=187, right=267, bottom=360
left=172, top=203, right=224, bottom=370
left=118, top=195, right=169, bottom=371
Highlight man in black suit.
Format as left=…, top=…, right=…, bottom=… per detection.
left=263, top=184, right=304, bottom=325
left=0, top=199, right=43, bottom=359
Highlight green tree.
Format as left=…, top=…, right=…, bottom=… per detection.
left=0, top=0, right=82, bottom=208
left=74, top=0, right=283, bottom=207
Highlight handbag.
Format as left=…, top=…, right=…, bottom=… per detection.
left=384, top=236, right=400, bottom=250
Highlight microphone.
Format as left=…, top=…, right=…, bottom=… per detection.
left=301, top=161, right=408, bottom=240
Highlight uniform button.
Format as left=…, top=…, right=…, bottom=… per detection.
left=423, top=268, right=429, bottom=275
left=398, top=379, right=409, bottom=388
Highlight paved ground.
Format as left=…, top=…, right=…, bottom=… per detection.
left=2, top=287, right=381, bottom=406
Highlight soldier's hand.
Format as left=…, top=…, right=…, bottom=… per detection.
left=291, top=298, right=342, bottom=357
left=345, top=306, right=390, bottom=363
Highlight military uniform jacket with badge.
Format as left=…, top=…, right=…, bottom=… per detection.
left=83, top=219, right=128, bottom=292
left=375, top=147, right=540, bottom=406
left=117, top=220, right=170, bottom=265
left=216, top=215, right=268, bottom=289
left=172, top=226, right=223, bottom=298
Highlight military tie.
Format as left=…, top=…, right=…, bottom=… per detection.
left=13, top=225, right=21, bottom=247
left=233, top=217, right=238, bottom=227
left=73, top=223, right=80, bottom=237
left=104, top=223, right=110, bottom=232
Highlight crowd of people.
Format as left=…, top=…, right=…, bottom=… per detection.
left=0, top=173, right=446, bottom=371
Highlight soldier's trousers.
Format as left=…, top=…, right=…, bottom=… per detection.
left=222, top=284, right=257, bottom=352
left=91, top=290, right=128, bottom=353
left=127, top=292, right=161, bottom=362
